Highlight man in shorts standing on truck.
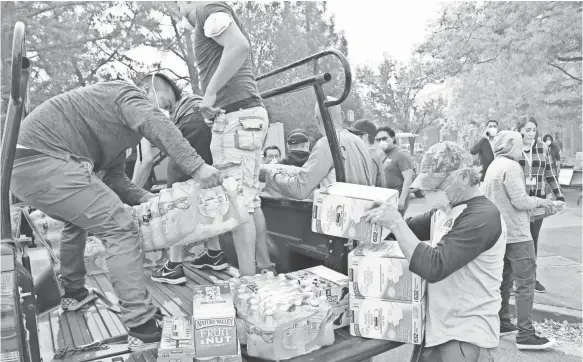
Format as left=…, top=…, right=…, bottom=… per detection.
left=178, top=1, right=274, bottom=276
left=10, top=74, right=222, bottom=350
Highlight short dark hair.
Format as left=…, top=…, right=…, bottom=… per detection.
left=543, top=134, right=553, bottom=142
left=487, top=120, right=498, bottom=126
left=377, top=126, right=396, bottom=144
left=263, top=145, right=281, bottom=157
left=136, top=72, right=182, bottom=101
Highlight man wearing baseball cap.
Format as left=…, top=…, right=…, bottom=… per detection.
left=365, top=141, right=506, bottom=361
left=280, top=129, right=311, bottom=167
left=348, top=119, right=386, bottom=188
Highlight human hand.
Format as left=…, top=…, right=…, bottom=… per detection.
left=192, top=164, right=223, bottom=189
left=137, top=192, right=157, bottom=204
left=553, top=200, right=566, bottom=214
left=200, top=93, right=221, bottom=120
left=397, top=197, right=406, bottom=214
left=364, top=200, right=404, bottom=230
left=538, top=198, right=554, bottom=212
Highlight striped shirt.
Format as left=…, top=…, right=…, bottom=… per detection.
left=518, top=141, right=564, bottom=200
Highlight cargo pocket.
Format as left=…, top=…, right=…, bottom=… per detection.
left=235, top=117, right=265, bottom=151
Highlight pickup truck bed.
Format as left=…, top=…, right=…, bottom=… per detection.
left=40, top=265, right=403, bottom=362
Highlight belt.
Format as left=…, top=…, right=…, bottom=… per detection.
left=222, top=96, right=263, bottom=114
left=14, top=148, right=45, bottom=160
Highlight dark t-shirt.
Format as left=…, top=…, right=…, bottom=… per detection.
left=191, top=1, right=260, bottom=108
left=381, top=147, right=415, bottom=193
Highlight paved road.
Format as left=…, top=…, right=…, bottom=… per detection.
left=372, top=336, right=582, bottom=361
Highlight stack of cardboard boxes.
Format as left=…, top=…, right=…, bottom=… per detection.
left=348, top=241, right=427, bottom=344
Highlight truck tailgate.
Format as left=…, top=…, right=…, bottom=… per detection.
left=41, top=266, right=403, bottom=362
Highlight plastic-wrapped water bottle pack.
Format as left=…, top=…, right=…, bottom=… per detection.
left=228, top=272, right=336, bottom=361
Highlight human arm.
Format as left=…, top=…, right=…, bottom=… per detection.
left=101, top=153, right=149, bottom=206
left=397, top=153, right=415, bottom=212
left=366, top=201, right=502, bottom=283
left=265, top=139, right=333, bottom=199
left=131, top=139, right=157, bottom=188
left=470, top=137, right=486, bottom=155
left=502, top=164, right=549, bottom=211
left=542, top=145, right=565, bottom=201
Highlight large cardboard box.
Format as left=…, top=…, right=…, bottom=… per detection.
left=286, top=266, right=349, bottom=307
left=348, top=241, right=426, bottom=303
left=312, top=183, right=399, bottom=243
left=158, top=317, right=196, bottom=362
left=192, top=285, right=238, bottom=358
left=349, top=296, right=426, bottom=345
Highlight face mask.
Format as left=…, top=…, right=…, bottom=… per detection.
left=151, top=74, right=170, bottom=118
left=546, top=140, right=552, bottom=146
left=378, top=141, right=389, bottom=151
left=488, top=128, right=498, bottom=137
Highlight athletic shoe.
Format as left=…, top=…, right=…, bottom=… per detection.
left=190, top=250, right=228, bottom=270
left=257, top=263, right=277, bottom=276
left=516, top=335, right=556, bottom=350
left=151, top=261, right=187, bottom=285
left=500, top=324, right=519, bottom=336
left=61, top=287, right=98, bottom=312
left=535, top=280, right=546, bottom=293
left=128, top=318, right=163, bottom=351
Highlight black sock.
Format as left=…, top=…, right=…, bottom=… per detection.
left=167, top=261, right=181, bottom=269
left=208, top=249, right=222, bottom=257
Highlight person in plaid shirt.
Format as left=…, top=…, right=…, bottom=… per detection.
left=516, top=116, right=565, bottom=293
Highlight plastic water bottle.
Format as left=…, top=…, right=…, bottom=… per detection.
left=263, top=309, right=275, bottom=327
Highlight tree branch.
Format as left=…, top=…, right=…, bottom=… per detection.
left=70, top=57, right=86, bottom=86
left=556, top=56, right=582, bottom=62
left=549, top=62, right=582, bottom=82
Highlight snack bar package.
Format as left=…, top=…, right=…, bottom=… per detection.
left=349, top=296, right=426, bottom=344
left=286, top=265, right=349, bottom=307
left=158, top=316, right=196, bottom=362
left=348, top=240, right=426, bottom=303
left=192, top=284, right=239, bottom=358
left=312, top=183, right=399, bottom=243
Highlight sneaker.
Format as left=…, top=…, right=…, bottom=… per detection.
left=128, top=318, right=163, bottom=351
left=190, top=250, right=228, bottom=271
left=535, top=280, right=546, bottom=293
left=151, top=261, right=187, bottom=285
left=61, top=287, right=98, bottom=312
left=257, top=263, right=277, bottom=276
left=516, top=335, right=556, bottom=350
left=500, top=324, right=519, bottom=336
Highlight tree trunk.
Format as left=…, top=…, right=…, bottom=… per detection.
left=183, top=29, right=200, bottom=94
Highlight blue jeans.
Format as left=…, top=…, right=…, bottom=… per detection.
left=499, top=241, right=536, bottom=342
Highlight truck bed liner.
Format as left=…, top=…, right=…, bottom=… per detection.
left=40, top=265, right=404, bottom=362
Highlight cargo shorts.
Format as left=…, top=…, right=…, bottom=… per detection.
left=210, top=106, right=269, bottom=213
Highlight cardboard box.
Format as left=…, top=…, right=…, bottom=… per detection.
left=348, top=241, right=426, bottom=303
left=286, top=266, right=349, bottom=307
left=158, top=317, right=196, bottom=362
left=195, top=342, right=242, bottom=362
left=192, top=285, right=238, bottom=358
left=330, top=304, right=350, bottom=329
left=312, top=183, right=399, bottom=243
left=349, top=297, right=426, bottom=344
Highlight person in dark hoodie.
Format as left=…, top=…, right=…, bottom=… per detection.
left=470, top=120, right=498, bottom=181
left=280, top=129, right=311, bottom=167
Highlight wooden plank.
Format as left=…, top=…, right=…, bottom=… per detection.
left=84, top=304, right=109, bottom=339
left=146, top=279, right=188, bottom=317
left=82, top=305, right=104, bottom=341
left=205, top=268, right=232, bottom=281
left=95, top=304, right=122, bottom=337
left=37, top=312, right=55, bottom=362
left=183, top=265, right=212, bottom=286
left=184, top=265, right=217, bottom=284
left=56, top=309, right=76, bottom=350
left=49, top=309, right=67, bottom=352
left=152, top=281, right=194, bottom=315
left=90, top=274, right=127, bottom=334
left=63, top=311, right=88, bottom=347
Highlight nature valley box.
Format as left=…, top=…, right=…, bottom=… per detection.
left=158, top=317, right=196, bottom=362
left=348, top=240, right=426, bottom=303
left=349, top=296, right=426, bottom=345
left=195, top=341, right=242, bottom=362
left=312, top=183, right=399, bottom=243
left=192, top=284, right=238, bottom=358
left=286, top=266, right=350, bottom=307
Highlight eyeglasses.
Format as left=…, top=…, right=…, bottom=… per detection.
left=375, top=137, right=389, bottom=142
